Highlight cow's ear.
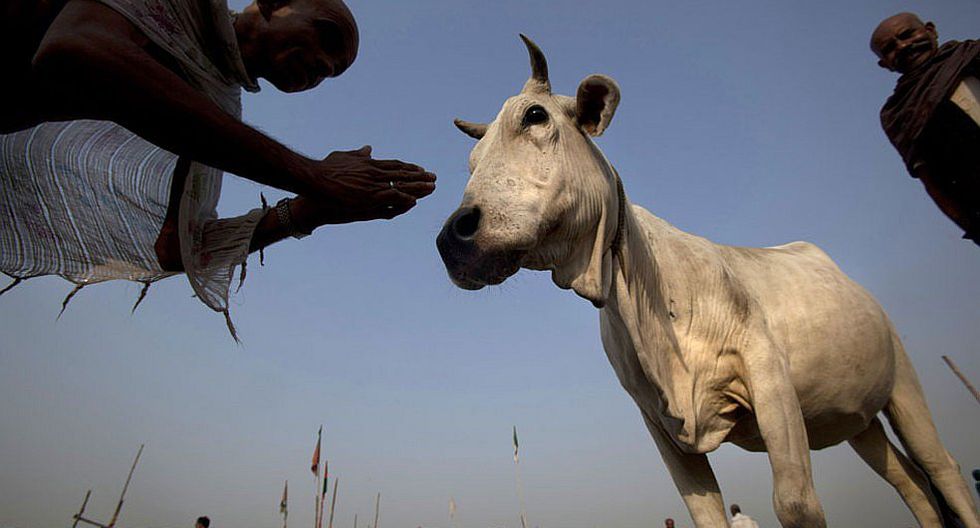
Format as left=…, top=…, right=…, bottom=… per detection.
left=575, top=75, right=620, bottom=137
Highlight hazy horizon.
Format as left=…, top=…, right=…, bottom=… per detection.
left=2, top=1, right=978, bottom=527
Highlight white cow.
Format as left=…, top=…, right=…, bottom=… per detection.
left=436, top=36, right=979, bottom=528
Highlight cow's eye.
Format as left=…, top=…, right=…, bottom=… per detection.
left=522, top=105, right=549, bottom=127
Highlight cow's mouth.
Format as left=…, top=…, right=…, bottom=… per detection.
left=439, top=246, right=525, bottom=290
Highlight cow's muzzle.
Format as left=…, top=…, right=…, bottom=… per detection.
left=437, top=205, right=523, bottom=289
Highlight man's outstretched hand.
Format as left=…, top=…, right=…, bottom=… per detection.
left=294, top=146, right=437, bottom=227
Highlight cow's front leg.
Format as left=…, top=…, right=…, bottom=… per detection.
left=641, top=411, right=729, bottom=527
left=744, top=335, right=826, bottom=528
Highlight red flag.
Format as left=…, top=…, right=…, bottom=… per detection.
left=311, top=426, right=322, bottom=476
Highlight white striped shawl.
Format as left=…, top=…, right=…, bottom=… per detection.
left=0, top=0, right=263, bottom=335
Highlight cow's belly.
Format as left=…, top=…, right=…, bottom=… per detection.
left=727, top=407, right=881, bottom=452
left=728, top=310, right=897, bottom=451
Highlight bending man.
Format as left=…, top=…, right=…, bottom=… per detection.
left=0, top=0, right=436, bottom=324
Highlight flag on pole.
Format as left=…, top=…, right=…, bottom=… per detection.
left=512, top=426, right=519, bottom=463
left=280, top=480, right=288, bottom=514
left=311, top=426, right=322, bottom=476
left=317, top=461, right=329, bottom=528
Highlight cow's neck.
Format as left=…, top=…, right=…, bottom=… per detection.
left=605, top=189, right=697, bottom=444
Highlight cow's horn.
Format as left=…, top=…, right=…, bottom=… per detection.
left=454, top=118, right=488, bottom=139
left=520, top=34, right=551, bottom=94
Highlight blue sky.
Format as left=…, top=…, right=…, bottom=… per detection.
left=1, top=1, right=978, bottom=527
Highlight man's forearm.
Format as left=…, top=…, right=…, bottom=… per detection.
left=32, top=0, right=315, bottom=195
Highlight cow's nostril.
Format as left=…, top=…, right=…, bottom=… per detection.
left=453, top=206, right=481, bottom=239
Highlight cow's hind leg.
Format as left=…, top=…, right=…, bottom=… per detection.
left=885, top=342, right=979, bottom=527
left=849, top=416, right=943, bottom=527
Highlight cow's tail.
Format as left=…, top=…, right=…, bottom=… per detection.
left=884, top=336, right=979, bottom=527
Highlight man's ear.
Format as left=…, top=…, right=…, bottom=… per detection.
left=257, top=0, right=290, bottom=21
left=575, top=74, right=620, bottom=137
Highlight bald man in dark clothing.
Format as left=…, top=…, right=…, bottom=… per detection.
left=872, top=13, right=979, bottom=246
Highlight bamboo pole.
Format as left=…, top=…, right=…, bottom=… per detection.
left=107, top=444, right=143, bottom=528
left=942, top=355, right=980, bottom=404
left=71, top=490, right=92, bottom=528
left=313, top=426, right=322, bottom=528
left=353, top=514, right=357, bottom=528
left=74, top=515, right=107, bottom=528
left=315, top=471, right=322, bottom=528
left=513, top=427, right=527, bottom=528
left=372, top=493, right=380, bottom=528
left=317, top=474, right=326, bottom=528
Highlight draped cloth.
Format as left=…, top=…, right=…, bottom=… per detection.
left=0, top=0, right=263, bottom=336
left=880, top=39, right=980, bottom=173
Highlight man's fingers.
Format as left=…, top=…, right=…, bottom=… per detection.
left=393, top=181, right=436, bottom=198
left=371, top=159, right=424, bottom=172
left=379, top=170, right=437, bottom=184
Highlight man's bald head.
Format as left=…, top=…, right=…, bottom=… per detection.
left=235, top=0, right=359, bottom=92
left=871, top=12, right=938, bottom=74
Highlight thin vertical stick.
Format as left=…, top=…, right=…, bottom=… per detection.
left=942, top=355, right=980, bottom=404
left=317, top=474, right=327, bottom=528
left=282, top=480, right=289, bottom=528
left=313, top=426, right=322, bottom=528
left=353, top=514, right=357, bottom=528
left=315, top=471, right=322, bottom=528
left=327, top=478, right=339, bottom=528
left=372, top=493, right=380, bottom=528
left=513, top=427, right=527, bottom=528
left=107, top=444, right=143, bottom=528
left=72, top=490, right=92, bottom=528
left=514, top=460, right=528, bottom=528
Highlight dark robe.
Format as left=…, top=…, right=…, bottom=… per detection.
left=880, top=40, right=980, bottom=242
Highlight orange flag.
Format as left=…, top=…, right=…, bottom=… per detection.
left=311, top=426, right=322, bottom=476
